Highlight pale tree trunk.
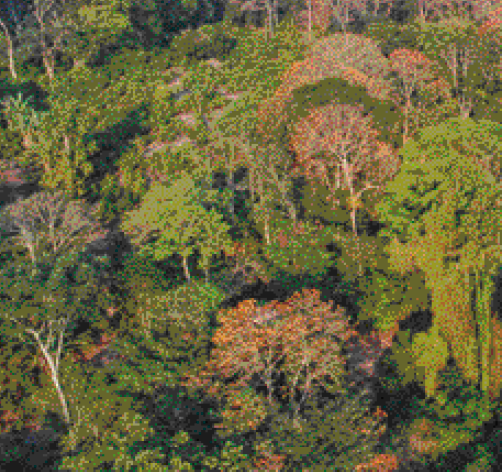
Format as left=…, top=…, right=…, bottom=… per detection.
left=266, top=3, right=274, bottom=40
left=308, top=0, right=312, bottom=42
left=417, top=0, right=427, bottom=22
left=4, top=317, right=74, bottom=427
left=264, top=215, right=271, bottom=245
left=181, top=255, right=191, bottom=281
left=0, top=18, right=18, bottom=80
left=33, top=0, right=74, bottom=84
left=34, top=329, right=71, bottom=425
left=41, top=49, right=55, bottom=82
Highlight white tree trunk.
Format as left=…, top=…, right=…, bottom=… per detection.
left=0, top=18, right=18, bottom=80
left=31, top=328, right=71, bottom=425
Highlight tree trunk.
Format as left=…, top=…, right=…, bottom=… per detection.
left=228, top=170, right=236, bottom=223
left=42, top=51, right=55, bottom=82
left=0, top=19, right=18, bottom=81
left=264, top=216, right=271, bottom=245
left=33, top=333, right=71, bottom=425
left=308, top=0, right=312, bottom=42
left=181, top=255, right=191, bottom=281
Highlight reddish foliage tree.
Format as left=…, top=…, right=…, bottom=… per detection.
left=182, top=289, right=358, bottom=434
left=290, top=103, right=399, bottom=238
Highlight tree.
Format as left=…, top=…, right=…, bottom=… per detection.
left=376, top=117, right=502, bottom=400
left=182, top=289, right=387, bottom=470
left=239, top=0, right=281, bottom=40
left=235, top=135, right=299, bottom=246
left=386, top=47, right=452, bottom=143
left=413, top=17, right=502, bottom=121
left=289, top=102, right=399, bottom=273
left=0, top=0, right=34, bottom=80
left=127, top=0, right=218, bottom=49
left=183, top=289, right=357, bottom=429
left=7, top=0, right=82, bottom=82
left=0, top=189, right=103, bottom=272
left=325, top=0, right=394, bottom=46
left=0, top=16, right=18, bottom=80
left=8, top=90, right=97, bottom=198
left=121, top=171, right=234, bottom=282
left=0, top=0, right=130, bottom=80
left=0, top=255, right=111, bottom=429
left=413, top=0, right=498, bottom=24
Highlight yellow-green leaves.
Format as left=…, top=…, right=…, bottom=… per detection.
left=77, top=3, right=131, bottom=31
left=121, top=172, right=233, bottom=281
left=412, top=326, right=449, bottom=397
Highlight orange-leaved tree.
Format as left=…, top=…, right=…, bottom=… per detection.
left=182, top=288, right=358, bottom=435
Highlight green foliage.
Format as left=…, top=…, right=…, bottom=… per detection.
left=258, top=389, right=383, bottom=471
left=0, top=127, right=26, bottom=167
left=376, top=117, right=502, bottom=242
left=261, top=218, right=335, bottom=277
left=121, top=171, right=233, bottom=281
left=115, top=278, right=226, bottom=394
left=128, top=0, right=220, bottom=50
left=285, top=76, right=401, bottom=149
left=167, top=431, right=253, bottom=471
left=10, top=93, right=97, bottom=198
left=54, top=358, right=166, bottom=471
left=379, top=330, right=419, bottom=394
left=174, top=60, right=226, bottom=118
left=168, top=24, right=238, bottom=65
left=116, top=250, right=173, bottom=297
left=413, top=18, right=502, bottom=119
left=355, top=259, right=430, bottom=330
left=95, top=172, right=141, bottom=224
left=364, top=19, right=426, bottom=56
left=0, top=331, right=43, bottom=432
left=406, top=363, right=500, bottom=461
left=412, top=326, right=450, bottom=397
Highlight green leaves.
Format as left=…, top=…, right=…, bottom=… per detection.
left=121, top=171, right=233, bottom=281
left=261, top=219, right=334, bottom=277
left=54, top=356, right=165, bottom=471
left=412, top=327, right=449, bottom=397
left=77, top=2, right=132, bottom=31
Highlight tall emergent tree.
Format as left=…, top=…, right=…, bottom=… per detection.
left=0, top=190, right=106, bottom=427
left=376, top=117, right=502, bottom=401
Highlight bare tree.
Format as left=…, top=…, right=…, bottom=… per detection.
left=0, top=190, right=102, bottom=269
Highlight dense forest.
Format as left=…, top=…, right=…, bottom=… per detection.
left=0, top=0, right=501, bottom=470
